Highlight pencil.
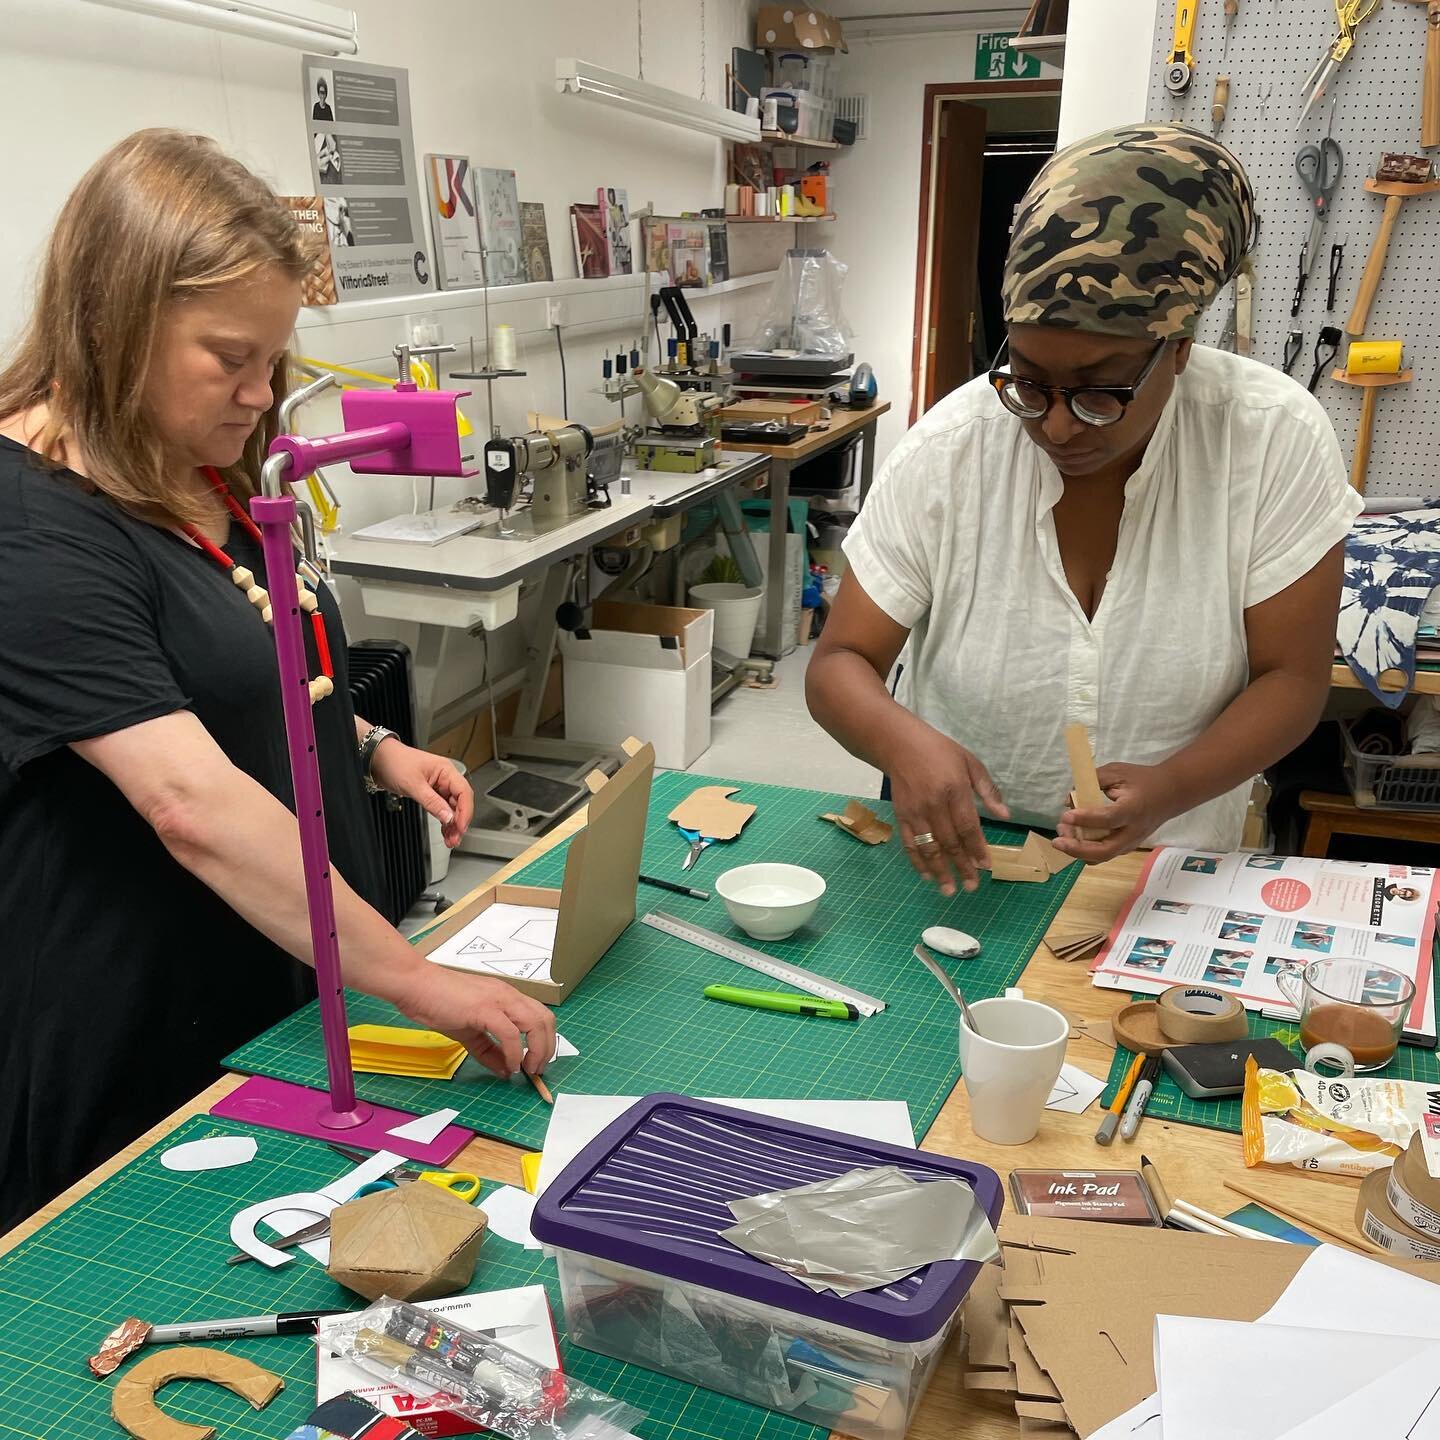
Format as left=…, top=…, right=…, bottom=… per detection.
left=1095, top=1050, right=1144, bottom=1145
left=1140, top=1153, right=1174, bottom=1223
left=1222, top=1178, right=1384, bottom=1256
left=528, top=1071, right=554, bottom=1106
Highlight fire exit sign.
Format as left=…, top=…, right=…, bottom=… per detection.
left=975, top=31, right=1041, bottom=80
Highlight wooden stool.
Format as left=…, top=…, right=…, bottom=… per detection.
left=1299, top=790, right=1440, bottom=857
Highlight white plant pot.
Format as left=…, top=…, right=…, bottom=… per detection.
left=689, top=582, right=764, bottom=660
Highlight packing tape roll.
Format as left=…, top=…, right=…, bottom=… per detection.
left=1346, top=339, right=1404, bottom=374
left=1155, top=986, right=1249, bottom=1043
left=1400, top=1130, right=1440, bottom=1206
left=1356, top=1168, right=1440, bottom=1261
left=1111, top=1000, right=1170, bottom=1057
left=1387, top=1164, right=1440, bottom=1241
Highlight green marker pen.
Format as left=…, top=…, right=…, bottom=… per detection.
left=702, top=984, right=858, bottom=1021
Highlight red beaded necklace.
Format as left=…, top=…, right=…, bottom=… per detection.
left=180, top=466, right=334, bottom=705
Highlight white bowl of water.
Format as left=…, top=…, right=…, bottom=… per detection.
left=715, top=863, right=826, bottom=941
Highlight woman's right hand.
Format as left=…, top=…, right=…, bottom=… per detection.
left=399, top=967, right=557, bottom=1079
left=886, top=723, right=1009, bottom=896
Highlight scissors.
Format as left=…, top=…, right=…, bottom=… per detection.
left=1292, top=134, right=1342, bottom=313
left=1298, top=0, right=1380, bottom=127
left=225, top=1148, right=481, bottom=1266
left=678, top=826, right=713, bottom=871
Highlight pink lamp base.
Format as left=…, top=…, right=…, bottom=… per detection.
left=212, top=1075, right=473, bottom=1167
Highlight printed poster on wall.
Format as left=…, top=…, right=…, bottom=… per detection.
left=424, top=153, right=484, bottom=289
left=302, top=55, right=434, bottom=300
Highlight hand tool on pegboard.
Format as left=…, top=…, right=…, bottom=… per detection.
left=1347, top=153, right=1440, bottom=337
left=1291, top=125, right=1342, bottom=315
left=1212, top=0, right=1237, bottom=133
left=1165, top=0, right=1199, bottom=94
left=1401, top=0, right=1440, bottom=150
left=1299, top=0, right=1381, bottom=127
left=1333, top=342, right=1412, bottom=492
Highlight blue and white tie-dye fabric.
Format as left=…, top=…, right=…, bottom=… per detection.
left=1339, top=509, right=1440, bottom=707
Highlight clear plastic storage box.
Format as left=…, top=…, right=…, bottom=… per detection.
left=530, top=1094, right=1003, bottom=1440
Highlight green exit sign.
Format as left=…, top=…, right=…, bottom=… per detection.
left=975, top=31, right=1041, bottom=80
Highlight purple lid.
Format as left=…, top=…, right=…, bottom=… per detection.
left=530, top=1094, right=1003, bottom=1343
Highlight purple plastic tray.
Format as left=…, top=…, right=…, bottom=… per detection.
left=530, top=1093, right=1003, bottom=1343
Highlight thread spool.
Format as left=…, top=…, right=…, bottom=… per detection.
left=491, top=323, right=518, bottom=372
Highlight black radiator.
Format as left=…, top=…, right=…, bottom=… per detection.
left=347, top=639, right=428, bottom=925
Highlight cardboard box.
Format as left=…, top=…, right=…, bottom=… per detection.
left=560, top=602, right=712, bottom=770
left=756, top=4, right=847, bottom=51
left=721, top=397, right=823, bottom=426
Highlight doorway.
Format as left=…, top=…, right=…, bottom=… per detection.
left=912, top=82, right=1061, bottom=423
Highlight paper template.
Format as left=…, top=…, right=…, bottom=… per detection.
left=480, top=1186, right=542, bottom=1250
left=160, top=1135, right=257, bottom=1172
left=426, top=902, right=557, bottom=982
left=385, top=1108, right=460, bottom=1145
left=1044, top=1064, right=1106, bottom=1115
left=245, top=1149, right=403, bottom=1268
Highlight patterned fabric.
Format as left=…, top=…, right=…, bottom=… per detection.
left=1338, top=509, right=1440, bottom=707
left=1002, top=124, right=1256, bottom=340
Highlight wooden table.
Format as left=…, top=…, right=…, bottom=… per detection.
left=1331, top=660, right=1440, bottom=695
left=723, top=401, right=891, bottom=659
left=0, top=823, right=1374, bottom=1439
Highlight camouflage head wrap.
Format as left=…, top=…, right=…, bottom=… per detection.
left=1001, top=124, right=1256, bottom=341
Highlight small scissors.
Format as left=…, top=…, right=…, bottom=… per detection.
left=678, top=826, right=713, bottom=871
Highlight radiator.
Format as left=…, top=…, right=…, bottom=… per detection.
left=347, top=639, right=428, bottom=925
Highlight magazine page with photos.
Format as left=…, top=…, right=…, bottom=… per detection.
left=1089, top=848, right=1439, bottom=1042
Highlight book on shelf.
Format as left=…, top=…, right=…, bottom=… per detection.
left=520, top=201, right=553, bottom=283
left=570, top=202, right=608, bottom=278
left=707, top=222, right=730, bottom=283
left=477, top=166, right=525, bottom=286
left=598, top=186, right=632, bottom=276
left=644, top=220, right=671, bottom=279
left=666, top=221, right=710, bottom=289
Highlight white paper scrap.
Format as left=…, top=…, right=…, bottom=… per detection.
left=384, top=1107, right=460, bottom=1145
left=481, top=1185, right=543, bottom=1250
left=1274, top=1339, right=1440, bottom=1438
left=160, top=1135, right=258, bottom=1172
left=1044, top=1063, right=1106, bottom=1115
left=426, top=902, right=556, bottom=982
left=1089, top=1394, right=1162, bottom=1440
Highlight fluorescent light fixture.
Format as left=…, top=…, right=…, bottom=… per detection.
left=556, top=58, right=762, bottom=144
left=81, top=0, right=359, bottom=54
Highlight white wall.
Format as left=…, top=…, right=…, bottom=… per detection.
left=1057, top=0, right=1162, bottom=145
left=0, top=0, right=781, bottom=714
left=812, top=32, right=1059, bottom=461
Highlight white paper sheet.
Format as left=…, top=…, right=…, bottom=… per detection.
left=481, top=1185, right=543, bottom=1249
left=534, top=1096, right=917, bottom=1202
left=1089, top=1395, right=1162, bottom=1440
left=385, top=1107, right=460, bottom=1144
left=427, top=902, right=557, bottom=982
left=1044, top=1063, right=1107, bottom=1114
left=1155, top=1314, right=1436, bottom=1440
left=161, top=1135, right=257, bottom=1172
left=1274, top=1340, right=1440, bottom=1438
left=351, top=509, right=486, bottom=545
left=1258, top=1243, right=1440, bottom=1337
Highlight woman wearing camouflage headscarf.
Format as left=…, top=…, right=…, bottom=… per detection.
left=808, top=125, right=1359, bottom=893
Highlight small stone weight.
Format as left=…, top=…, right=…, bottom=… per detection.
left=922, top=926, right=981, bottom=959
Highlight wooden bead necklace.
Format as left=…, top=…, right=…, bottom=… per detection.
left=180, top=466, right=334, bottom=705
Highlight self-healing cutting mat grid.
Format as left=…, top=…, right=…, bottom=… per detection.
left=227, top=772, right=1081, bottom=1152
left=1100, top=995, right=1440, bottom=1133
left=0, top=1116, right=820, bottom=1440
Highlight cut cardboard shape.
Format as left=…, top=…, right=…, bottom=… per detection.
left=111, top=1348, right=283, bottom=1440
left=819, top=799, right=893, bottom=845
left=990, top=832, right=1074, bottom=883
left=417, top=738, right=655, bottom=1005
left=327, top=1182, right=487, bottom=1303
left=1064, top=723, right=1111, bottom=843
left=668, top=783, right=756, bottom=841
left=756, top=3, right=848, bottom=51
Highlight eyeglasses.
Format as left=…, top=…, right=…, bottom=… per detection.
left=988, top=337, right=1168, bottom=428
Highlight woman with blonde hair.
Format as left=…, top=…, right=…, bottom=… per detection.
left=0, top=129, right=554, bottom=1231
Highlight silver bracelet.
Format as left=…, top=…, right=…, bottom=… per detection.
left=358, top=724, right=398, bottom=794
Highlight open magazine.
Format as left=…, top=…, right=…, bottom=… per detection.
left=1090, top=848, right=1439, bottom=1046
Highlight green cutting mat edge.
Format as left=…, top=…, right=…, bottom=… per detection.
left=225, top=771, right=1081, bottom=1152
left=1099, top=987, right=1440, bottom=1134
left=0, top=1115, right=819, bottom=1440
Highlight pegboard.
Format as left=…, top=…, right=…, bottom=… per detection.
left=1145, top=0, right=1438, bottom=497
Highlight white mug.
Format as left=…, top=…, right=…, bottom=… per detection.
left=959, top=995, right=1069, bottom=1145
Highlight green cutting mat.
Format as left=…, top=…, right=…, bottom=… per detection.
left=1099, top=992, right=1440, bottom=1133
left=226, top=772, right=1080, bottom=1152
left=0, top=1115, right=819, bottom=1440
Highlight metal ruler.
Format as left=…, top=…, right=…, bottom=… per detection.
left=640, top=910, right=886, bottom=1016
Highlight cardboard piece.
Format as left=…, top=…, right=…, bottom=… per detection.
left=819, top=799, right=893, bottom=845
left=721, top=398, right=823, bottom=426
left=417, top=738, right=654, bottom=1004
left=1064, top=723, right=1111, bottom=843
left=112, top=1347, right=283, bottom=1440
left=1045, top=928, right=1107, bottom=963
left=990, top=832, right=1075, bottom=884
left=756, top=3, right=847, bottom=51
left=561, top=604, right=712, bottom=770
left=326, top=1182, right=488, bottom=1303
left=668, top=784, right=757, bottom=841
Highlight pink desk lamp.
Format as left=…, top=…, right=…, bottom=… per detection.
left=212, top=364, right=480, bottom=1165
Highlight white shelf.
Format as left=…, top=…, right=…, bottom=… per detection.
left=1007, top=33, right=1066, bottom=57
left=759, top=131, right=844, bottom=150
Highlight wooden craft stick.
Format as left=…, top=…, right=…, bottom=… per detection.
left=1222, top=1179, right=1384, bottom=1256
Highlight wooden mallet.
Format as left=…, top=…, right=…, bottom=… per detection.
left=1332, top=342, right=1412, bottom=493
left=1402, top=0, right=1440, bottom=149
left=1347, top=156, right=1440, bottom=338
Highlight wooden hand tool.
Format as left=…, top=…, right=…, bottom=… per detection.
left=1347, top=156, right=1440, bottom=337
left=1332, top=354, right=1412, bottom=493
left=1402, top=0, right=1440, bottom=149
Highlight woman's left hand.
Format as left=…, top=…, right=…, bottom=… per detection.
left=369, top=740, right=474, bottom=847
left=1052, top=761, right=1184, bottom=864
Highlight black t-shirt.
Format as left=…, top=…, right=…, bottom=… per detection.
left=313, top=102, right=334, bottom=120
left=0, top=438, right=384, bottom=1231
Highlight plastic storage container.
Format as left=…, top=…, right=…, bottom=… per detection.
left=530, top=1094, right=1003, bottom=1440
left=1341, top=717, right=1440, bottom=810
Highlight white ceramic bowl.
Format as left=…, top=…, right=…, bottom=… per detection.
left=715, top=863, right=826, bottom=941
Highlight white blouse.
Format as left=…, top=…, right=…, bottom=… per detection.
left=843, top=345, right=1362, bottom=851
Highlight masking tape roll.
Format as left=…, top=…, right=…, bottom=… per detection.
left=1356, top=1168, right=1440, bottom=1261
left=1387, top=1164, right=1440, bottom=1240
left=1400, top=1130, right=1440, bottom=1206
left=1346, top=339, right=1404, bottom=374
left=1156, top=986, right=1249, bottom=1043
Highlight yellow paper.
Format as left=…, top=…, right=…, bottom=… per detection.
left=521, top=1152, right=543, bottom=1195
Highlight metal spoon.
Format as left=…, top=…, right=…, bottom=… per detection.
left=913, top=944, right=983, bottom=1036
